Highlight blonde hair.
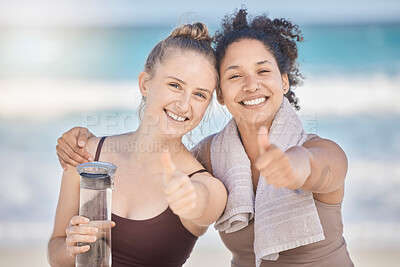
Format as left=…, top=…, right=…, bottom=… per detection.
left=169, top=22, right=213, bottom=43
left=139, top=22, right=218, bottom=119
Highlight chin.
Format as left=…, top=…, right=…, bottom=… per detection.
left=236, top=112, right=273, bottom=127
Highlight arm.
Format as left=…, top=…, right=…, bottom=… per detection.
left=299, top=136, right=348, bottom=203
left=56, top=127, right=96, bottom=170
left=162, top=151, right=227, bottom=232
left=48, top=138, right=112, bottom=266
left=47, top=167, right=82, bottom=266
left=185, top=173, right=227, bottom=227
left=255, top=128, right=348, bottom=204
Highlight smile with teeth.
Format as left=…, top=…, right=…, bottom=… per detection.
left=165, top=110, right=188, bottom=122
left=241, top=97, right=268, bottom=106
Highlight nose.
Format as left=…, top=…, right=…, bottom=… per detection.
left=176, top=93, right=190, bottom=113
left=242, top=74, right=259, bottom=93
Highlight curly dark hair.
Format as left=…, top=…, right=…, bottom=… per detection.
left=214, top=8, right=304, bottom=110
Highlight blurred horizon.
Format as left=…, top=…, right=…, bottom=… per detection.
left=1, top=0, right=400, bottom=29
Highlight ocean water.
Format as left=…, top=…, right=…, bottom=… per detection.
left=0, top=24, right=399, bottom=250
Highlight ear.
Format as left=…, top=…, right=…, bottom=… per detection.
left=138, top=71, right=151, bottom=97
left=281, top=74, right=289, bottom=94
left=216, top=87, right=225, bottom=105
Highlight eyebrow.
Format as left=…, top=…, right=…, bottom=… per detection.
left=166, top=76, right=186, bottom=85
left=256, top=60, right=271, bottom=65
left=223, top=59, right=272, bottom=73
left=197, top=87, right=213, bottom=94
left=223, top=65, right=240, bottom=74
left=166, top=76, right=213, bottom=94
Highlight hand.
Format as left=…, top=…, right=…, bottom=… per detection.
left=56, top=127, right=95, bottom=170
left=254, top=126, right=308, bottom=190
left=65, top=216, right=115, bottom=256
left=162, top=151, right=198, bottom=219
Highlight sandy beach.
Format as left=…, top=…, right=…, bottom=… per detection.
left=1, top=246, right=399, bottom=267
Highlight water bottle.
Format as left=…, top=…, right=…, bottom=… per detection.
left=75, top=161, right=116, bottom=267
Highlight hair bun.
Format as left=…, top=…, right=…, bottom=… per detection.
left=170, top=22, right=213, bottom=44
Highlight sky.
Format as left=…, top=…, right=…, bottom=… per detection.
left=0, top=0, right=399, bottom=28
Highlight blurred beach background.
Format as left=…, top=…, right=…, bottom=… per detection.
left=1, top=0, right=400, bottom=266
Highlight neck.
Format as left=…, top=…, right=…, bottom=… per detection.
left=133, top=122, right=186, bottom=156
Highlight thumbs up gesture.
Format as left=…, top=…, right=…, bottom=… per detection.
left=254, top=126, right=308, bottom=190
left=162, top=151, right=198, bottom=219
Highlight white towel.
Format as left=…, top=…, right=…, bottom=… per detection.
left=211, top=98, right=325, bottom=267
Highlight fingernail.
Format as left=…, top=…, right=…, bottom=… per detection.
left=83, top=217, right=89, bottom=223
left=63, top=166, right=67, bottom=171
left=88, top=157, right=93, bottom=161
left=92, top=228, right=98, bottom=233
left=90, top=236, right=96, bottom=242
left=78, top=140, right=85, bottom=146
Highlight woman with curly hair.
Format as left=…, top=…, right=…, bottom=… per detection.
left=197, top=9, right=354, bottom=267
left=55, top=8, right=353, bottom=267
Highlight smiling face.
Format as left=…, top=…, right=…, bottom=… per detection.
left=219, top=39, right=289, bottom=132
left=139, top=50, right=216, bottom=138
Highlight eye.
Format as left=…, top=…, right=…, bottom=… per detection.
left=228, top=74, right=241, bottom=80
left=194, top=92, right=207, bottom=99
left=169, top=83, right=181, bottom=89
left=258, top=69, right=270, bottom=74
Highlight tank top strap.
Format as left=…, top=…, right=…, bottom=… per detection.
left=188, top=169, right=208, bottom=178
left=94, top=136, right=107, bottom=161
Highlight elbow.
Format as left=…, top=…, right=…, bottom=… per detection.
left=47, top=239, right=56, bottom=267
left=47, top=237, right=61, bottom=267
left=47, top=236, right=71, bottom=267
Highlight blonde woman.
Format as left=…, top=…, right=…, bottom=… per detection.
left=48, top=23, right=227, bottom=267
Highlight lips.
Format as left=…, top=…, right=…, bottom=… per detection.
left=164, top=109, right=189, bottom=122
left=240, top=96, right=269, bottom=106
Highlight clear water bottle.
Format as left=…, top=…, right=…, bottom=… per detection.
left=75, top=162, right=116, bottom=267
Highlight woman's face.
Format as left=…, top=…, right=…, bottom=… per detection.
left=219, top=39, right=289, bottom=131
left=140, top=50, right=216, bottom=138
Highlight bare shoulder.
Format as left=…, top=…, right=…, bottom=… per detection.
left=86, top=136, right=104, bottom=157
left=85, top=133, right=129, bottom=160
left=306, top=133, right=319, bottom=142
left=303, top=134, right=344, bottom=151
left=303, top=135, right=348, bottom=168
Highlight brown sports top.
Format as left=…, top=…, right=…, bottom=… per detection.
left=95, top=136, right=205, bottom=267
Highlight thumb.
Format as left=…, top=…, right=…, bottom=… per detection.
left=162, top=150, right=176, bottom=184
left=78, top=128, right=90, bottom=147
left=257, top=126, right=270, bottom=154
